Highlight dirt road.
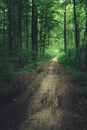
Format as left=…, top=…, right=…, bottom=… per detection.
left=0, top=58, right=84, bottom=130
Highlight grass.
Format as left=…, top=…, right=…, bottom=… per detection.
left=16, top=57, right=51, bottom=75
left=0, top=53, right=51, bottom=94
left=63, top=65, right=87, bottom=86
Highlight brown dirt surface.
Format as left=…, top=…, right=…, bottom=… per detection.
left=0, top=58, right=86, bottom=130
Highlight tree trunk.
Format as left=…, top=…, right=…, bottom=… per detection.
left=18, top=0, right=22, bottom=51
left=85, top=2, right=87, bottom=69
left=36, top=6, right=38, bottom=56
left=26, top=8, right=29, bottom=49
left=12, top=5, right=17, bottom=54
left=64, top=1, right=67, bottom=53
left=7, top=0, right=13, bottom=55
left=39, top=20, right=43, bottom=56
left=31, top=0, right=38, bottom=60
left=73, top=0, right=79, bottom=60
left=3, top=10, right=6, bottom=47
left=42, top=27, right=47, bottom=56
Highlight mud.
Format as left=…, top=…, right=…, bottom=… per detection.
left=0, top=58, right=85, bottom=130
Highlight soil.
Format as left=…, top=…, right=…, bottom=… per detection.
left=0, top=58, right=86, bottom=130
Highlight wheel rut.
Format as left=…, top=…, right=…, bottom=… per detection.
left=0, top=58, right=82, bottom=130
left=18, top=58, right=82, bottom=130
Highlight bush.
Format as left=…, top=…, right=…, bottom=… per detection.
left=58, top=47, right=87, bottom=86
left=63, top=65, right=87, bottom=86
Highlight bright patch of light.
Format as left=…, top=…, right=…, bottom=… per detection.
left=59, top=0, right=64, bottom=3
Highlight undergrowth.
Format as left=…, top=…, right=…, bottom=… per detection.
left=17, top=57, right=51, bottom=75
left=0, top=52, right=51, bottom=94
left=58, top=49, right=87, bottom=97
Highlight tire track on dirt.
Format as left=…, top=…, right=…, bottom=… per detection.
left=18, top=58, right=82, bottom=130
left=0, top=58, right=82, bottom=130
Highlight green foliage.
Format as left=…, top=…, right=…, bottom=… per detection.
left=17, top=58, right=50, bottom=74
left=44, top=45, right=59, bottom=59
left=59, top=53, right=87, bottom=87
left=0, top=45, right=51, bottom=94
left=68, top=67, right=87, bottom=98
left=59, top=45, right=87, bottom=86
left=0, top=56, right=16, bottom=92
left=63, top=65, right=87, bottom=86
left=0, top=0, right=87, bottom=97
left=0, top=48, right=31, bottom=88
left=16, top=50, right=32, bottom=68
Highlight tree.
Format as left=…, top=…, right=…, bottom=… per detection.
left=31, top=0, right=38, bottom=60
left=25, top=0, right=29, bottom=49
left=64, top=0, right=67, bottom=53
left=85, top=0, right=87, bottom=69
left=73, top=0, right=79, bottom=60
left=7, top=0, right=13, bottom=55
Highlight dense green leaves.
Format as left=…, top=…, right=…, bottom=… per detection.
left=0, top=0, right=58, bottom=91
left=0, top=0, right=87, bottom=93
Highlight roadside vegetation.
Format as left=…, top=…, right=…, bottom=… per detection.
left=0, top=0, right=87, bottom=99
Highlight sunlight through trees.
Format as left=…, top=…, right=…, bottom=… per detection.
left=0, top=0, right=87, bottom=91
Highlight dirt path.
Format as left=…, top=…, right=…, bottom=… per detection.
left=0, top=58, right=84, bottom=130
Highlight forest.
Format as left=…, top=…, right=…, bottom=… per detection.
left=0, top=0, right=87, bottom=129
left=0, top=0, right=87, bottom=94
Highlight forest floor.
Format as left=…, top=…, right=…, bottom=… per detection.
left=0, top=58, right=87, bottom=130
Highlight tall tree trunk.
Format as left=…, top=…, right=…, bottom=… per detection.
left=73, top=0, right=79, bottom=60
left=3, top=10, right=6, bottom=47
left=39, top=20, right=43, bottom=56
left=32, top=0, right=38, bottom=60
left=26, top=8, right=29, bottom=49
left=12, top=5, right=17, bottom=54
left=77, top=22, right=80, bottom=45
left=42, top=27, right=47, bottom=56
left=35, top=6, right=38, bottom=56
left=85, top=1, right=87, bottom=69
left=18, top=0, right=22, bottom=51
left=7, top=0, right=13, bottom=55
left=64, top=1, right=67, bottom=53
